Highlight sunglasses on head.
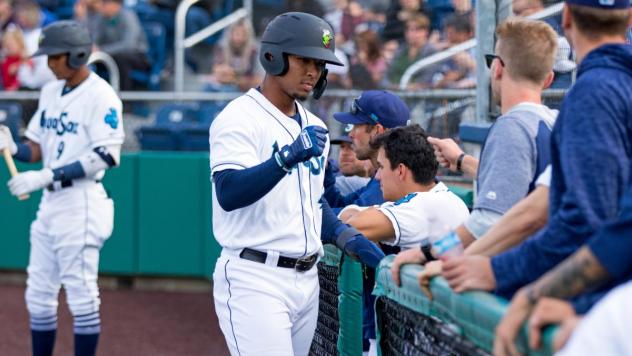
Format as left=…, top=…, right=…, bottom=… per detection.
left=351, top=98, right=380, bottom=124
left=484, top=54, right=505, bottom=69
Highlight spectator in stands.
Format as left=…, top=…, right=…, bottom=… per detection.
left=433, top=14, right=476, bottom=89
left=330, top=128, right=372, bottom=195
left=390, top=18, right=558, bottom=276
left=74, top=0, right=103, bottom=37
left=381, top=38, right=400, bottom=64
left=349, top=29, right=387, bottom=89
left=325, top=33, right=351, bottom=89
left=14, top=0, right=42, bottom=55
left=209, top=19, right=262, bottom=92
left=325, top=0, right=347, bottom=36
left=12, top=0, right=54, bottom=124
left=550, top=36, right=575, bottom=89
left=340, top=124, right=470, bottom=250
left=93, top=0, right=150, bottom=91
left=1, top=27, right=27, bottom=90
left=434, top=0, right=632, bottom=310
left=385, top=14, right=439, bottom=89
left=0, top=0, right=15, bottom=34
left=382, top=0, right=429, bottom=42
left=514, top=0, right=563, bottom=33
left=340, top=1, right=366, bottom=43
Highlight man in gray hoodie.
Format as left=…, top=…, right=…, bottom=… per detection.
left=93, top=0, right=149, bottom=90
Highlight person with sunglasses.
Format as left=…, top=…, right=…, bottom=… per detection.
left=392, top=18, right=559, bottom=286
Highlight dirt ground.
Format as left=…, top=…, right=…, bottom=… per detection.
left=0, top=279, right=229, bottom=356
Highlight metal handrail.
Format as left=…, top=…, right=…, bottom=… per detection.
left=174, top=0, right=252, bottom=93
left=0, top=88, right=566, bottom=102
left=399, top=2, right=565, bottom=89
left=88, top=51, right=120, bottom=91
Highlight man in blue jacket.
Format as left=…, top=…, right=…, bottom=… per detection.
left=437, top=0, right=632, bottom=307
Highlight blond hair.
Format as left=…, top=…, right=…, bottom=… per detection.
left=496, top=18, right=558, bottom=84
left=2, top=27, right=27, bottom=58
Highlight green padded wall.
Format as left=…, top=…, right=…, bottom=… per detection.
left=136, top=152, right=213, bottom=277
left=0, top=161, right=41, bottom=269
left=100, top=154, right=138, bottom=274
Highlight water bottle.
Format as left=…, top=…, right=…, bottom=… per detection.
left=430, top=230, right=464, bottom=258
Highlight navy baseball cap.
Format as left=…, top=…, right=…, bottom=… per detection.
left=565, top=0, right=629, bottom=9
left=331, top=124, right=353, bottom=144
left=333, top=90, right=410, bottom=129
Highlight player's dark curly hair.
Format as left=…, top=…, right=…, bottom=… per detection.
left=369, top=124, right=438, bottom=185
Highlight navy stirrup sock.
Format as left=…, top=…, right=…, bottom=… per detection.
left=74, top=333, right=100, bottom=356
left=31, top=329, right=56, bottom=356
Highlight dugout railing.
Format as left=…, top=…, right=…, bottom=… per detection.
left=309, top=251, right=559, bottom=355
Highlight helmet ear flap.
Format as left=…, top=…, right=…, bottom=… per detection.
left=68, top=47, right=90, bottom=69
left=260, top=44, right=288, bottom=76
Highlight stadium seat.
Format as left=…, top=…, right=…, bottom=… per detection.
left=131, top=22, right=167, bottom=91
left=180, top=125, right=210, bottom=151
left=138, top=103, right=205, bottom=151
left=0, top=102, right=22, bottom=140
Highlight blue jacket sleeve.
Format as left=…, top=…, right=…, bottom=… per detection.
left=213, top=156, right=286, bottom=212
left=491, top=76, right=632, bottom=298
left=588, top=182, right=632, bottom=282
left=323, top=163, right=363, bottom=207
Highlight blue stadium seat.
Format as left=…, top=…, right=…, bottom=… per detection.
left=138, top=103, right=203, bottom=151
left=180, top=125, right=210, bottom=151
left=0, top=102, right=22, bottom=140
left=131, top=22, right=167, bottom=91
left=155, top=103, right=200, bottom=125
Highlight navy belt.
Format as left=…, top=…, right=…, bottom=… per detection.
left=239, top=248, right=318, bottom=272
left=46, top=179, right=101, bottom=192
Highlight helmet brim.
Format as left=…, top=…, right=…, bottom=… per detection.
left=285, top=46, right=344, bottom=66
left=32, top=46, right=67, bottom=58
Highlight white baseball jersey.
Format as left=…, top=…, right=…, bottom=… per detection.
left=25, top=72, right=124, bottom=180
left=210, top=88, right=330, bottom=258
left=377, top=182, right=470, bottom=249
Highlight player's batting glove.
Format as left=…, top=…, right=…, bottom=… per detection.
left=8, top=169, right=54, bottom=196
left=275, top=126, right=328, bottom=171
left=0, top=125, right=17, bottom=155
left=334, top=225, right=385, bottom=269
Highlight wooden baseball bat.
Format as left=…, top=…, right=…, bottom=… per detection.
left=3, top=148, right=29, bottom=201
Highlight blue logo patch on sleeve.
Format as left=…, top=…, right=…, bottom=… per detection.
left=394, top=192, right=417, bottom=205
left=104, top=108, right=118, bottom=129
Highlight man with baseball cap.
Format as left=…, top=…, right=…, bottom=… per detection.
left=323, top=90, right=410, bottom=211
left=330, top=126, right=372, bottom=195
left=488, top=0, right=632, bottom=352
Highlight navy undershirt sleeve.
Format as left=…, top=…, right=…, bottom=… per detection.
left=14, top=142, right=32, bottom=162
left=213, top=156, right=287, bottom=212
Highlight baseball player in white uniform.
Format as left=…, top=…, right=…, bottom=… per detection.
left=0, top=21, right=123, bottom=356
left=210, top=12, right=385, bottom=355
left=340, top=125, right=470, bottom=250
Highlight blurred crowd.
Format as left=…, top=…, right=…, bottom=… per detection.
left=0, top=0, right=585, bottom=96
